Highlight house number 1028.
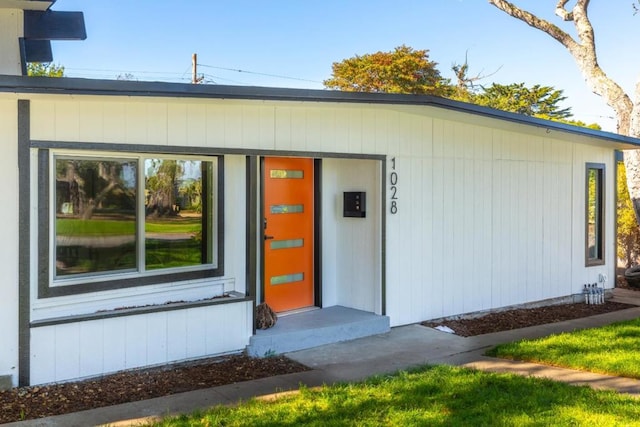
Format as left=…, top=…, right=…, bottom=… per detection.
left=390, top=157, right=398, bottom=214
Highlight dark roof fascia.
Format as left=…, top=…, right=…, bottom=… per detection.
left=1, top=74, right=639, bottom=147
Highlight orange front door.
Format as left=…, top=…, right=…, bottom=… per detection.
left=263, top=157, right=314, bottom=312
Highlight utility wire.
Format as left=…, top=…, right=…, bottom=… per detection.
left=197, top=64, right=323, bottom=84
left=63, top=65, right=324, bottom=86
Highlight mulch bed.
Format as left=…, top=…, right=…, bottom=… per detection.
left=422, top=301, right=636, bottom=337
left=0, top=354, right=309, bottom=424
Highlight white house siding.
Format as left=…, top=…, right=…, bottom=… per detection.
left=24, top=96, right=257, bottom=385
left=0, top=98, right=19, bottom=386
left=0, top=92, right=615, bottom=385
left=28, top=98, right=250, bottom=318
left=321, top=158, right=382, bottom=313
left=29, top=301, right=252, bottom=384
left=385, top=121, right=614, bottom=326
left=28, top=95, right=617, bottom=323
left=0, top=9, right=22, bottom=76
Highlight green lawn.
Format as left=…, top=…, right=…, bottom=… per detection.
left=145, top=216, right=202, bottom=234
left=487, top=318, right=640, bottom=379
left=57, top=216, right=201, bottom=236
left=56, top=218, right=135, bottom=236
left=148, top=365, right=640, bottom=426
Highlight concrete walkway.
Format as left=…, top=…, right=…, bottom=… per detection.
left=6, top=292, right=640, bottom=427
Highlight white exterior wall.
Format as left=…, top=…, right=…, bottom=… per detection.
left=24, top=97, right=255, bottom=385
left=322, top=159, right=382, bottom=313
left=27, top=95, right=617, bottom=323
left=385, top=121, right=614, bottom=326
left=0, top=92, right=619, bottom=384
left=0, top=98, right=19, bottom=386
left=28, top=99, right=250, bottom=319
left=30, top=301, right=252, bottom=384
left=0, top=9, right=22, bottom=76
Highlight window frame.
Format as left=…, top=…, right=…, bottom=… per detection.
left=585, top=162, right=605, bottom=266
left=38, top=148, right=224, bottom=298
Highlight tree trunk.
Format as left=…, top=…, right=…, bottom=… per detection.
left=627, top=95, right=640, bottom=224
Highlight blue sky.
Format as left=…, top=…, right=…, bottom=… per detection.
left=50, top=0, right=639, bottom=132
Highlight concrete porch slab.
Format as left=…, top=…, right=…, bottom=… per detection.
left=246, top=305, right=390, bottom=357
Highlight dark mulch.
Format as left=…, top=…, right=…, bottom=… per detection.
left=422, top=301, right=636, bottom=337
left=0, top=354, right=309, bottom=424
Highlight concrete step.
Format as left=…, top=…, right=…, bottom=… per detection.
left=610, top=288, right=640, bottom=306
left=246, top=305, right=390, bottom=357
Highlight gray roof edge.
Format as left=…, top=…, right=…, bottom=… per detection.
left=1, top=74, right=639, bottom=147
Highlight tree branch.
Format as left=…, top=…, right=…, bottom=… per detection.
left=488, top=0, right=633, bottom=135
left=555, top=0, right=573, bottom=21
left=489, top=0, right=579, bottom=51
left=630, top=75, right=640, bottom=134
left=571, top=0, right=595, bottom=55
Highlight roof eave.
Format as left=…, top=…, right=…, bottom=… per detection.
left=1, top=74, right=639, bottom=148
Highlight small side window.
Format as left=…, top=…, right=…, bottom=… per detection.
left=586, top=163, right=605, bottom=266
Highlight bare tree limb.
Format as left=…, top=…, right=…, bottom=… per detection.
left=452, top=50, right=502, bottom=93
left=489, top=0, right=640, bottom=225
left=488, top=0, right=579, bottom=51
left=488, top=0, right=633, bottom=135
left=631, top=76, right=640, bottom=132
left=555, top=0, right=573, bottom=21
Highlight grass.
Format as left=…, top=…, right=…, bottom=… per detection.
left=56, top=214, right=205, bottom=273
left=57, top=215, right=201, bottom=236
left=56, top=218, right=135, bottom=236
left=145, top=216, right=202, bottom=234
left=145, top=239, right=204, bottom=270
left=486, top=318, right=640, bottom=379
left=147, top=365, right=640, bottom=426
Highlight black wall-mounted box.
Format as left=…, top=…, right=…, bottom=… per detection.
left=343, top=191, right=366, bottom=218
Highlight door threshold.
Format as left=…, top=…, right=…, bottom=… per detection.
left=277, top=306, right=319, bottom=317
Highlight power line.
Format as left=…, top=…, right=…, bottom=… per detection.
left=197, top=63, right=323, bottom=84
left=64, top=67, right=186, bottom=76
left=63, top=64, right=325, bottom=86
left=199, top=73, right=246, bottom=85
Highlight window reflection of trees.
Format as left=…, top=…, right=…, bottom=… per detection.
left=144, top=159, right=211, bottom=270
left=55, top=156, right=214, bottom=278
left=55, top=158, right=137, bottom=276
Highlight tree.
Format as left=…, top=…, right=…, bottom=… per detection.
left=325, top=45, right=599, bottom=129
left=324, top=45, right=451, bottom=96
left=474, top=82, right=572, bottom=119
left=146, top=159, right=183, bottom=217
left=56, top=159, right=135, bottom=220
left=450, top=52, right=503, bottom=102
left=488, top=0, right=640, bottom=223
left=27, top=62, right=64, bottom=77
left=617, top=161, right=640, bottom=267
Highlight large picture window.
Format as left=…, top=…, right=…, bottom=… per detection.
left=43, top=150, right=223, bottom=295
left=586, top=163, right=605, bottom=266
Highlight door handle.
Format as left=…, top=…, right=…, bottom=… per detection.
left=264, top=235, right=274, bottom=240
